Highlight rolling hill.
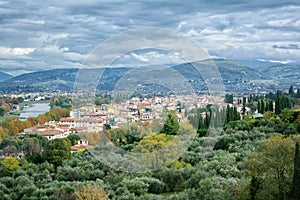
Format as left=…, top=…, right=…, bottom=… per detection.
left=0, top=59, right=299, bottom=94
left=0, top=71, right=13, bottom=82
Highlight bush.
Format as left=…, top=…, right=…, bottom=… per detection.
left=135, top=177, right=165, bottom=194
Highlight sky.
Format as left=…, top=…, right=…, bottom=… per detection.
left=0, top=0, right=299, bottom=75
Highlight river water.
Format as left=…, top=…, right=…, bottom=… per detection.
left=19, top=103, right=50, bottom=120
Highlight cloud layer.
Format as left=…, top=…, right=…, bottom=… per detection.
left=0, top=0, right=299, bottom=74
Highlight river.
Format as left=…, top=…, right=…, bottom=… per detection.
left=19, top=103, right=50, bottom=120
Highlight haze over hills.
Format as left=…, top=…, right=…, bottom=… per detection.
left=0, top=59, right=299, bottom=94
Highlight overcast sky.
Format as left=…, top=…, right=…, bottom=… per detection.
left=0, top=0, right=299, bottom=74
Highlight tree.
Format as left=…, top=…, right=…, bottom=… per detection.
left=23, top=138, right=42, bottom=156
left=135, top=177, right=165, bottom=194
left=134, top=133, right=182, bottom=169
left=67, top=134, right=81, bottom=146
left=26, top=117, right=37, bottom=127
left=0, top=107, right=5, bottom=116
left=0, top=127, right=9, bottom=143
left=297, top=88, right=300, bottom=98
left=275, top=90, right=281, bottom=115
left=224, top=94, right=233, bottom=104
left=243, top=136, right=294, bottom=200
left=291, top=142, right=300, bottom=200
left=95, top=97, right=111, bottom=106
left=75, top=184, right=109, bottom=200
left=261, top=99, right=265, bottom=114
left=280, top=108, right=294, bottom=124
left=177, top=122, right=196, bottom=137
left=1, top=156, right=20, bottom=176
left=289, top=85, right=295, bottom=96
left=269, top=100, right=274, bottom=112
left=161, top=110, right=179, bottom=135
left=242, top=98, right=246, bottom=116
left=42, top=138, right=71, bottom=166
left=257, top=100, right=261, bottom=113
left=260, top=136, right=294, bottom=200
left=22, top=137, right=44, bottom=163
left=85, top=132, right=101, bottom=145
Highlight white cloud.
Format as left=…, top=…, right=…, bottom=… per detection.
left=130, top=52, right=149, bottom=62
left=0, top=47, right=35, bottom=56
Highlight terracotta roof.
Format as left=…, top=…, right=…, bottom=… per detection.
left=37, top=129, right=63, bottom=136
left=60, top=117, right=75, bottom=122
left=138, top=102, right=151, bottom=107
left=60, top=118, right=104, bottom=123
left=76, top=118, right=104, bottom=123
left=81, top=112, right=106, bottom=116
left=70, top=127, right=88, bottom=131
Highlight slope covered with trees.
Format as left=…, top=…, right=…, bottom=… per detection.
left=1, top=86, right=300, bottom=199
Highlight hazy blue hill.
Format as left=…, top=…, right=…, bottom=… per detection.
left=4, top=68, right=79, bottom=91
left=258, top=64, right=300, bottom=88
left=233, top=59, right=280, bottom=68
left=212, top=59, right=264, bottom=80
left=0, top=60, right=299, bottom=93
left=6, top=68, right=78, bottom=84
left=259, top=64, right=300, bottom=78
left=172, top=59, right=265, bottom=92
left=1, top=67, right=131, bottom=92
left=0, top=71, right=13, bottom=82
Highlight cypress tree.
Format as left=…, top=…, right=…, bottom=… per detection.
left=205, top=112, right=210, bottom=128
left=242, top=103, right=246, bottom=116
left=215, top=108, right=221, bottom=127
left=275, top=90, right=281, bottom=115
left=269, top=100, right=274, bottom=112
left=198, top=114, right=204, bottom=130
left=261, top=99, right=265, bottom=114
left=285, top=97, right=290, bottom=109
left=229, top=106, right=234, bottom=122
left=226, top=105, right=230, bottom=123
left=297, top=88, right=300, bottom=98
left=291, top=142, right=300, bottom=200
left=222, top=107, right=226, bottom=125
left=258, top=100, right=261, bottom=113
left=289, top=85, right=295, bottom=96
left=234, top=106, right=240, bottom=121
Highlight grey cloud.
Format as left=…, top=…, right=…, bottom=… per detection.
left=272, top=44, right=300, bottom=50
left=0, top=0, right=300, bottom=73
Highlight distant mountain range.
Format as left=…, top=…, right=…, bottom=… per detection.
left=0, top=59, right=299, bottom=94
left=0, top=71, right=13, bottom=82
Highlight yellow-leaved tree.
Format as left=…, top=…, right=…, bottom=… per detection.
left=75, top=184, right=109, bottom=200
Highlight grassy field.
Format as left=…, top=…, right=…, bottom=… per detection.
left=0, top=113, right=19, bottom=122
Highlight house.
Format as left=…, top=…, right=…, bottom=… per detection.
left=70, top=139, right=90, bottom=152
left=59, top=117, right=104, bottom=130
left=23, top=125, right=70, bottom=140
left=37, top=129, right=69, bottom=140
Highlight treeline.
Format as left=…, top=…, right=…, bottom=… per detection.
left=50, top=96, right=72, bottom=110
left=188, top=105, right=240, bottom=136
left=225, top=85, right=300, bottom=115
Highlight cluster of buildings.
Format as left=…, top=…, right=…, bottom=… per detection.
left=17, top=95, right=246, bottom=143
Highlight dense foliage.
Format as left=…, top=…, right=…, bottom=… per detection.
left=1, top=86, right=300, bottom=199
